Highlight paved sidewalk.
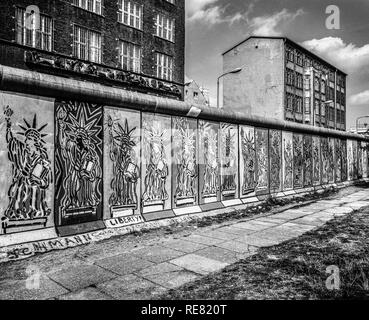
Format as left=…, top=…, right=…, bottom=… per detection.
left=1, top=187, right=369, bottom=300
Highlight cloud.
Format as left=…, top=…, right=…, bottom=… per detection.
left=249, top=8, right=305, bottom=36
left=302, top=37, right=369, bottom=73
left=349, top=90, right=369, bottom=105
left=186, top=0, right=218, bottom=18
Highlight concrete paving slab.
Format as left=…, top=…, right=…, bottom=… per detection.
left=56, top=287, right=112, bottom=300
left=193, top=246, right=239, bottom=264
left=136, top=262, right=184, bottom=277
left=237, top=235, right=282, bottom=247
left=0, top=276, right=69, bottom=300
left=170, top=254, right=229, bottom=275
left=234, top=221, right=275, bottom=231
left=142, top=270, right=199, bottom=289
left=215, top=226, right=255, bottom=236
left=160, top=239, right=208, bottom=253
left=196, top=229, right=240, bottom=241
left=131, top=245, right=185, bottom=264
left=97, top=274, right=166, bottom=300
left=215, top=240, right=259, bottom=254
left=182, top=234, right=225, bottom=246
left=321, top=207, right=354, bottom=214
left=257, top=217, right=287, bottom=224
left=94, top=253, right=155, bottom=276
left=271, top=210, right=310, bottom=220
left=47, top=265, right=117, bottom=292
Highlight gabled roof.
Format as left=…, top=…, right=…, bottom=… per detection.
left=222, top=36, right=347, bottom=76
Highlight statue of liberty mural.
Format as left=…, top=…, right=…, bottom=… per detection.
left=173, top=118, right=197, bottom=205
left=201, top=122, right=219, bottom=197
left=107, top=115, right=139, bottom=209
left=142, top=121, right=169, bottom=207
left=240, top=127, right=256, bottom=195
left=221, top=126, right=237, bottom=195
left=57, top=106, right=102, bottom=213
left=3, top=106, right=52, bottom=222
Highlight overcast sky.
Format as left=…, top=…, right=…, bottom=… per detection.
left=185, top=0, right=369, bottom=129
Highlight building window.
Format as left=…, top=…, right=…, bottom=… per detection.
left=329, top=107, right=335, bottom=121
left=286, top=69, right=294, bottom=86
left=321, top=80, right=326, bottom=94
left=296, top=52, right=303, bottom=66
left=155, top=52, right=173, bottom=81
left=314, top=77, right=320, bottom=92
left=16, top=7, right=53, bottom=51
left=321, top=102, right=326, bottom=117
left=118, top=0, right=142, bottom=29
left=296, top=73, right=303, bottom=89
left=118, top=41, right=141, bottom=73
left=295, top=96, right=303, bottom=113
left=286, top=48, right=294, bottom=62
left=73, top=0, right=102, bottom=15
left=286, top=94, right=293, bottom=111
left=304, top=75, right=310, bottom=90
left=314, top=100, right=320, bottom=115
left=155, top=14, right=175, bottom=42
left=73, top=25, right=102, bottom=63
left=304, top=98, right=311, bottom=114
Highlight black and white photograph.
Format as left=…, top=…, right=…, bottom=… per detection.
left=0, top=0, right=369, bottom=311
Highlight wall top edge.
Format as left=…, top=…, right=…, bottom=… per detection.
left=0, top=64, right=367, bottom=142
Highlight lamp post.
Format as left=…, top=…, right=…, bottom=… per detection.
left=217, top=67, right=243, bottom=109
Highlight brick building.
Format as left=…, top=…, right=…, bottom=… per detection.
left=222, top=36, right=347, bottom=131
left=0, top=0, right=185, bottom=99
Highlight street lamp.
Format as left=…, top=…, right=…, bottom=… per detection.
left=217, top=67, right=243, bottom=109
left=356, top=115, right=369, bottom=133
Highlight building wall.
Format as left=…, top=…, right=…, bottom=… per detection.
left=185, top=81, right=209, bottom=107
left=223, top=38, right=285, bottom=120
left=0, top=0, right=185, bottom=85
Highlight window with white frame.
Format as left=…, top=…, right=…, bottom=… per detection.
left=73, top=0, right=102, bottom=15
left=16, top=7, right=53, bottom=51
left=155, top=14, right=175, bottom=42
left=117, top=0, right=142, bottom=29
left=119, top=40, right=141, bottom=73
left=156, top=52, right=173, bottom=81
left=73, top=25, right=102, bottom=63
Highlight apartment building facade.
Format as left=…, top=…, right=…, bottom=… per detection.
left=0, top=0, right=185, bottom=99
left=223, top=36, right=347, bottom=131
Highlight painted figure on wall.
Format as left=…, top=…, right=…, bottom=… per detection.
left=2, top=106, right=52, bottom=223
left=358, top=143, right=363, bottom=179
left=270, top=130, right=282, bottom=192
left=283, top=134, right=293, bottom=190
left=107, top=115, right=139, bottom=210
left=353, top=141, right=358, bottom=179
left=341, top=140, right=348, bottom=181
left=173, top=117, right=197, bottom=206
left=56, top=103, right=102, bottom=219
left=240, top=127, right=256, bottom=195
left=328, top=138, right=335, bottom=183
left=256, top=129, right=269, bottom=192
left=312, top=136, right=321, bottom=185
left=142, top=120, right=169, bottom=207
left=303, top=136, right=313, bottom=188
left=221, top=124, right=237, bottom=197
left=293, top=134, right=303, bottom=188
left=200, top=121, right=219, bottom=199
left=335, top=139, right=342, bottom=182
left=321, top=138, right=329, bottom=184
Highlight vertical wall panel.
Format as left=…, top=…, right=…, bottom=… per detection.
left=103, top=107, right=141, bottom=219
left=293, top=133, right=303, bottom=189
left=341, top=140, right=348, bottom=182
left=353, top=140, right=358, bottom=180
left=362, top=142, right=368, bottom=179
left=239, top=126, right=256, bottom=198
left=255, top=128, right=269, bottom=194
left=335, top=139, right=342, bottom=183
left=269, top=129, right=282, bottom=193
left=172, top=117, right=198, bottom=208
left=312, top=136, right=321, bottom=186
left=0, top=92, right=55, bottom=235
left=282, top=131, right=294, bottom=191
left=358, top=142, right=363, bottom=179
left=347, top=140, right=354, bottom=181
left=321, top=137, right=329, bottom=185
left=328, top=138, right=335, bottom=183
left=303, top=135, right=313, bottom=188
left=220, top=123, right=239, bottom=201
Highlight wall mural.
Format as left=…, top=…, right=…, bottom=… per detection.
left=220, top=123, right=239, bottom=200
left=255, top=128, right=269, bottom=193
left=55, top=101, right=103, bottom=226
left=312, top=136, right=321, bottom=186
left=293, top=134, right=303, bottom=189
left=328, top=138, right=335, bottom=183
left=352, top=140, right=359, bottom=180
left=335, top=139, right=342, bottom=183
left=172, top=117, right=198, bottom=208
left=103, top=108, right=140, bottom=219
left=363, top=142, right=368, bottom=179
left=341, top=139, right=348, bottom=182
left=269, top=130, right=282, bottom=193
left=358, top=142, right=363, bottom=179
left=0, top=93, right=54, bottom=235
left=347, top=140, right=354, bottom=181
left=321, top=137, right=329, bottom=184
left=141, top=113, right=171, bottom=213
left=282, top=131, right=293, bottom=191
left=199, top=120, right=220, bottom=204
left=303, top=135, right=313, bottom=188
left=239, top=126, right=256, bottom=197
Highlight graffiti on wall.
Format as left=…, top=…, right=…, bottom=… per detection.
left=239, top=126, right=256, bottom=196
left=312, top=136, right=321, bottom=186
left=363, top=142, right=368, bottom=178
left=269, top=130, right=282, bottom=193
left=104, top=108, right=140, bottom=218
left=293, top=134, right=303, bottom=188
left=321, top=137, right=329, bottom=184
left=255, top=128, right=269, bottom=192
left=347, top=140, right=354, bottom=181
left=55, top=101, right=103, bottom=225
left=172, top=117, right=198, bottom=207
left=303, top=135, right=313, bottom=187
left=328, top=138, right=335, bottom=183
left=283, top=132, right=293, bottom=190
left=220, top=123, right=238, bottom=200
left=141, top=114, right=171, bottom=213
left=353, top=140, right=358, bottom=180
left=358, top=142, right=363, bottom=179
left=335, top=139, right=342, bottom=182
left=341, top=139, right=348, bottom=181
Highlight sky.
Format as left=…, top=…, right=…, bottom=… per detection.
left=185, top=0, right=369, bottom=129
